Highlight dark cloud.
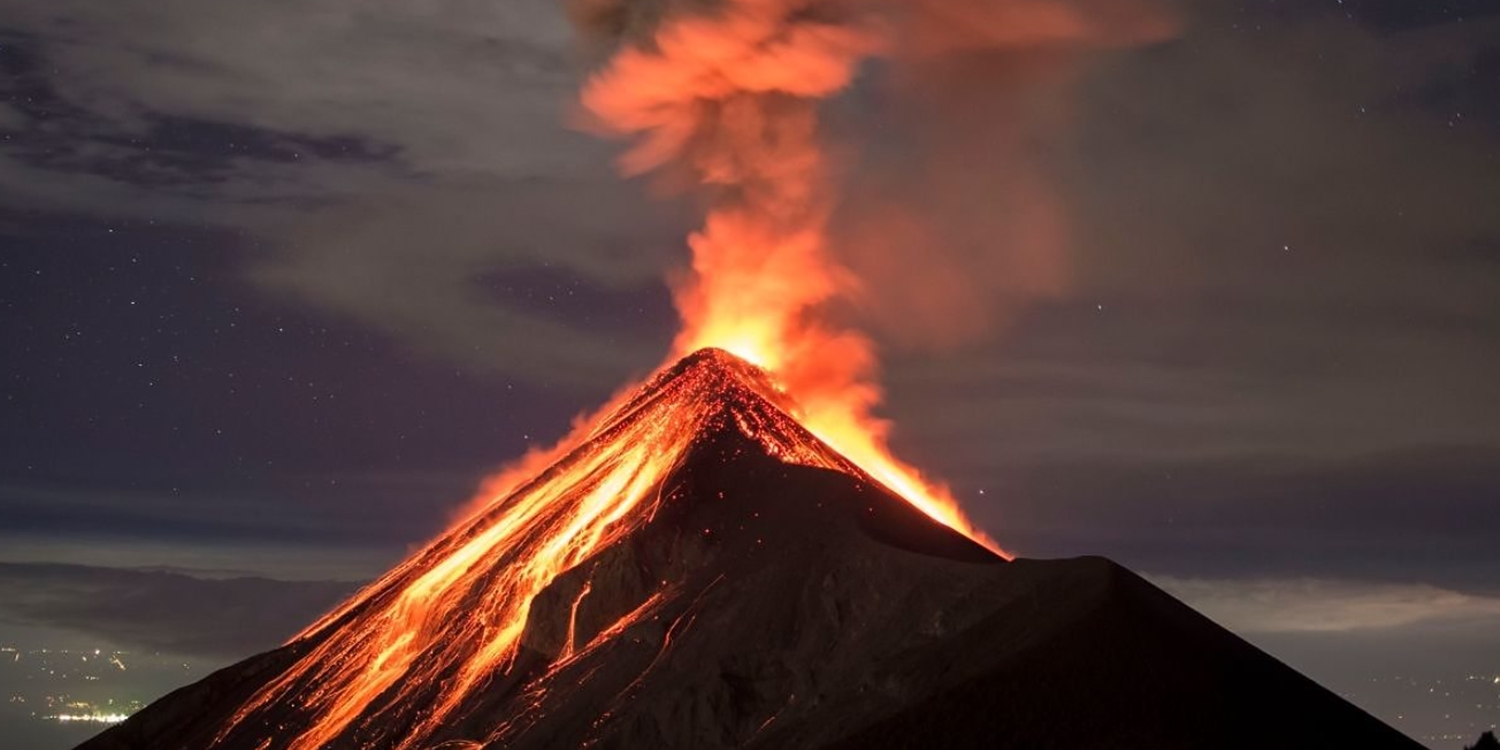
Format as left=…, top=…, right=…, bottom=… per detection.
left=0, top=31, right=395, bottom=190
left=245, top=180, right=684, bottom=386
left=855, top=9, right=1500, bottom=570
left=1337, top=0, right=1500, bottom=32
left=951, top=446, right=1500, bottom=594
left=1153, top=567, right=1500, bottom=743
left=3, top=0, right=1496, bottom=393
left=0, top=563, right=352, bottom=657
left=0, top=213, right=629, bottom=490
left=0, top=5, right=1496, bottom=741
left=1156, top=575, right=1500, bottom=635
left=0, top=0, right=1493, bottom=567
left=0, top=477, right=446, bottom=549
left=0, top=2, right=687, bottom=384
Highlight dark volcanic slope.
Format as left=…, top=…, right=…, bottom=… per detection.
left=79, top=349, right=1422, bottom=750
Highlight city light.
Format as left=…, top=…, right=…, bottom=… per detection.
left=47, top=712, right=130, bottom=724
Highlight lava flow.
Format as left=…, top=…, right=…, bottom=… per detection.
left=215, top=0, right=1005, bottom=747
left=84, top=359, right=1427, bottom=750
left=213, top=348, right=991, bottom=750
left=577, top=0, right=996, bottom=551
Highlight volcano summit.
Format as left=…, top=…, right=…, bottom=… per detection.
left=79, top=349, right=1420, bottom=750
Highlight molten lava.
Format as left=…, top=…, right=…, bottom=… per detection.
left=84, top=348, right=1425, bottom=750
left=218, top=1, right=1009, bottom=746
left=212, top=349, right=995, bottom=750
left=576, top=0, right=996, bottom=552
left=82, top=1, right=1428, bottom=746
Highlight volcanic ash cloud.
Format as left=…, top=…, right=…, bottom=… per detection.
left=567, top=0, right=1174, bottom=547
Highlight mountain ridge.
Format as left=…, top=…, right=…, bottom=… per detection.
left=78, top=349, right=1423, bottom=750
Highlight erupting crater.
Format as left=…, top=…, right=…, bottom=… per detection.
left=79, top=349, right=1422, bottom=750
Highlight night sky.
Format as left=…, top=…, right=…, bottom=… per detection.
left=2, top=0, right=1498, bottom=747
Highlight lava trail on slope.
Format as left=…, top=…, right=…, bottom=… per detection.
left=78, top=349, right=1423, bottom=750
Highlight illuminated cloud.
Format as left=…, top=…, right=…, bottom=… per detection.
left=1155, top=576, right=1500, bottom=633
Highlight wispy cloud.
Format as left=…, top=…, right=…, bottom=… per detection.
left=1155, top=576, right=1500, bottom=633
left=0, top=1, right=680, bottom=384
left=0, top=562, right=353, bottom=657
left=4, top=2, right=1498, bottom=399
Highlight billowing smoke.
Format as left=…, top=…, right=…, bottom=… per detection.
left=832, top=0, right=1173, bottom=348
left=567, top=0, right=1173, bottom=540
left=572, top=0, right=1172, bottom=350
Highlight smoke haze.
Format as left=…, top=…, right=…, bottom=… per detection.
left=572, top=0, right=1174, bottom=357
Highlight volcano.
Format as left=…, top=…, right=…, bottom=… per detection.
left=79, top=349, right=1420, bottom=750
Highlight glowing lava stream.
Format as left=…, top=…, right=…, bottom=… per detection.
left=575, top=0, right=1002, bottom=553
left=217, top=352, right=997, bottom=750
left=216, top=0, right=1009, bottom=744
left=682, top=327, right=998, bottom=553
left=688, top=335, right=1000, bottom=553
left=219, top=351, right=995, bottom=750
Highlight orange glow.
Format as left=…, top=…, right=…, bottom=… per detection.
left=216, top=351, right=936, bottom=750
left=582, top=0, right=999, bottom=552
left=217, top=356, right=999, bottom=750
left=215, top=1, right=1009, bottom=746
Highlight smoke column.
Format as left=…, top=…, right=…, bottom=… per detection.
left=571, top=0, right=1172, bottom=543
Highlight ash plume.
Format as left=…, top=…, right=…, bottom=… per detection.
left=567, top=0, right=1173, bottom=538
